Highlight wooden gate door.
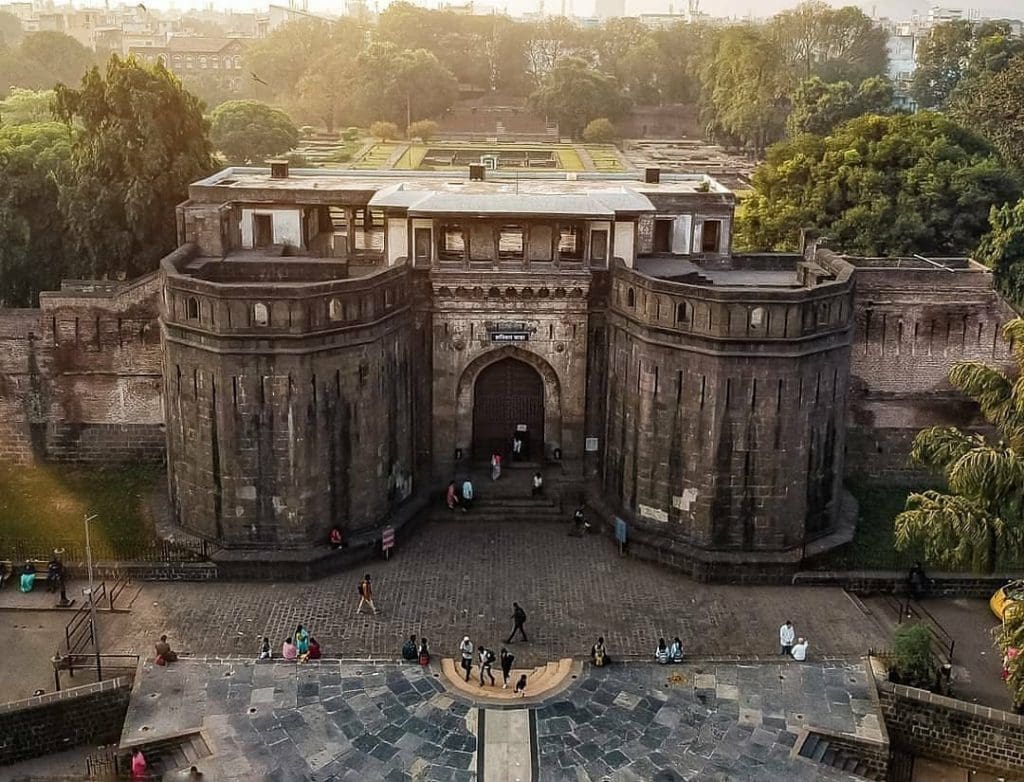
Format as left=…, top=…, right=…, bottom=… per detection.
left=472, top=358, right=544, bottom=460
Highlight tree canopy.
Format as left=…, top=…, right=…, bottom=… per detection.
left=895, top=319, right=1024, bottom=573
left=737, top=112, right=1021, bottom=255
left=3, top=31, right=96, bottom=90
left=54, top=56, right=215, bottom=280
left=786, top=76, right=893, bottom=136
left=0, top=87, right=54, bottom=125
left=528, top=57, right=628, bottom=140
left=975, top=196, right=1024, bottom=311
left=0, top=10, right=22, bottom=48
left=210, top=100, right=299, bottom=163
left=949, top=53, right=1024, bottom=173
left=0, top=122, right=72, bottom=306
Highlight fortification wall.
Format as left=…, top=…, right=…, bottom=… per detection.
left=845, top=261, right=1018, bottom=481
left=162, top=259, right=417, bottom=549
left=0, top=276, right=165, bottom=464
left=603, top=260, right=854, bottom=558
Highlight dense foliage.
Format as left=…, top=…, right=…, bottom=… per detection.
left=895, top=319, right=1024, bottom=573
left=210, top=100, right=299, bottom=163
left=737, top=113, right=1021, bottom=255
left=890, top=624, right=936, bottom=689
left=949, top=53, right=1024, bottom=173
left=528, top=57, right=628, bottom=139
left=0, top=31, right=95, bottom=92
left=786, top=76, right=892, bottom=136
left=54, top=56, right=215, bottom=280
left=997, top=605, right=1024, bottom=709
left=976, top=197, right=1024, bottom=310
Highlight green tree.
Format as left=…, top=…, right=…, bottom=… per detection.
left=582, top=117, right=618, bottom=143
left=0, top=10, right=23, bottom=48
left=369, top=120, right=399, bottom=141
left=528, top=57, right=627, bottom=139
left=406, top=119, right=437, bottom=141
left=18, top=31, right=95, bottom=87
left=771, top=1, right=888, bottom=83
left=786, top=76, right=893, bottom=136
left=54, top=56, right=215, bottom=280
left=702, top=25, right=793, bottom=154
left=295, top=45, right=357, bottom=132
left=353, top=44, right=458, bottom=129
left=975, top=196, right=1024, bottom=310
left=210, top=100, right=298, bottom=163
left=0, top=122, right=72, bottom=306
left=894, top=319, right=1024, bottom=573
left=737, top=112, right=1021, bottom=255
left=0, top=87, right=54, bottom=125
left=950, top=53, right=1024, bottom=173
left=651, top=22, right=718, bottom=105
left=246, top=18, right=357, bottom=102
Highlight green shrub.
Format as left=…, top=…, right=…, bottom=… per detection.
left=890, top=623, right=935, bottom=689
left=582, top=118, right=619, bottom=144
left=342, top=126, right=361, bottom=141
left=369, top=121, right=399, bottom=141
left=407, top=119, right=438, bottom=141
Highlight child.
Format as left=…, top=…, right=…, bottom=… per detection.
left=514, top=673, right=527, bottom=697
left=258, top=637, right=271, bottom=660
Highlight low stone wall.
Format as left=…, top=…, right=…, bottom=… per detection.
left=792, top=570, right=1020, bottom=598
left=876, top=678, right=1024, bottom=776
left=0, top=677, right=130, bottom=765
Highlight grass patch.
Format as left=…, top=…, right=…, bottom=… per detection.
left=582, top=144, right=625, bottom=172
left=0, top=463, right=162, bottom=559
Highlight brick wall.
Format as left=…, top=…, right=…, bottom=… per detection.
left=0, top=677, right=130, bottom=765
left=876, top=679, right=1024, bottom=776
left=0, top=275, right=165, bottom=465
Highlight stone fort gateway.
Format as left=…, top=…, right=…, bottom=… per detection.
left=0, top=162, right=1016, bottom=579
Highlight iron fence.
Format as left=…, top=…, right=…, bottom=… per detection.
left=2, top=535, right=210, bottom=564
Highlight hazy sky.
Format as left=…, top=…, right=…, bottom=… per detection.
left=148, top=0, right=1023, bottom=19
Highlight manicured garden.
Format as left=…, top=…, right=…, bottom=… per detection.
left=351, top=141, right=627, bottom=173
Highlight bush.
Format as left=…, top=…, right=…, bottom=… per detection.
left=407, top=119, right=438, bottom=141
left=342, top=126, right=361, bottom=141
left=369, top=121, right=399, bottom=141
left=889, top=623, right=935, bottom=689
left=582, top=118, right=619, bottom=144
left=300, top=125, right=315, bottom=137
left=327, top=149, right=353, bottom=163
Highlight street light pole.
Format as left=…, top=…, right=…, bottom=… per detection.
left=84, top=514, right=102, bottom=681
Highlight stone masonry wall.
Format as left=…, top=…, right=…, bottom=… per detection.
left=846, top=262, right=1017, bottom=481
left=0, top=276, right=165, bottom=464
left=877, top=679, right=1024, bottom=777
left=0, top=677, right=131, bottom=765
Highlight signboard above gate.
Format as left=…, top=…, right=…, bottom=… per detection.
left=486, top=320, right=536, bottom=343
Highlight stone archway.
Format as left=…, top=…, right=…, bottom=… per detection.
left=472, top=358, right=544, bottom=460
left=456, top=346, right=562, bottom=462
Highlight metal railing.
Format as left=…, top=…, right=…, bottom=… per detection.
left=2, top=536, right=210, bottom=564
left=884, top=593, right=956, bottom=666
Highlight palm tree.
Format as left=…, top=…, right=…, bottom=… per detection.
left=895, top=319, right=1024, bottom=572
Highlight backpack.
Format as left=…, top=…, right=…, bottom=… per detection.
left=485, top=649, right=496, bottom=664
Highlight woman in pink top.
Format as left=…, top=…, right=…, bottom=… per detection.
left=282, top=637, right=298, bottom=660
left=130, top=748, right=147, bottom=780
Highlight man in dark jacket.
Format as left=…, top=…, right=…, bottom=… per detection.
left=506, top=601, right=528, bottom=643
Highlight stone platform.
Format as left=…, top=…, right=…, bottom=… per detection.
left=117, top=656, right=888, bottom=781
left=440, top=657, right=579, bottom=705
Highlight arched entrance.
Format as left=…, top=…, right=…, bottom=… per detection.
left=472, top=357, right=544, bottom=460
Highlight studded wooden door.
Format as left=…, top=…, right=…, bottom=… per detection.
left=472, top=357, right=544, bottom=461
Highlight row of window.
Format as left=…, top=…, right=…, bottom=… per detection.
left=622, top=287, right=835, bottom=331
left=437, top=224, right=590, bottom=262
left=183, top=290, right=398, bottom=328
left=141, top=53, right=243, bottom=69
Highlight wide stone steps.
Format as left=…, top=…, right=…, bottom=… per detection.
left=440, top=656, right=576, bottom=704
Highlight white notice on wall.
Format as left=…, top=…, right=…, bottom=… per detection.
left=638, top=504, right=669, bottom=523
left=672, top=488, right=698, bottom=511
left=585, top=437, right=599, bottom=452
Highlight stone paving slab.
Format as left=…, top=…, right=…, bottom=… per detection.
left=117, top=520, right=883, bottom=669
left=535, top=661, right=878, bottom=782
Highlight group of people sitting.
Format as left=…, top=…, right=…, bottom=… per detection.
left=12, top=554, right=64, bottom=594
left=274, top=624, right=322, bottom=662
left=446, top=479, right=475, bottom=512
left=401, top=634, right=432, bottom=665
left=656, top=637, right=685, bottom=664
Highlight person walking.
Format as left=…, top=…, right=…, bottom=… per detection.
left=459, top=636, right=474, bottom=682
left=779, top=620, right=795, bottom=656
left=506, top=602, right=528, bottom=643
left=357, top=574, right=378, bottom=615
left=500, top=647, right=515, bottom=688
left=478, top=645, right=496, bottom=686
left=461, top=478, right=474, bottom=512
left=491, top=451, right=502, bottom=481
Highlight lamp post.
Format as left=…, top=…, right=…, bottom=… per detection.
left=83, top=514, right=102, bottom=681
left=54, top=547, right=73, bottom=608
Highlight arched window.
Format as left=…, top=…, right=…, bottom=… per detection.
left=224, top=56, right=232, bottom=69
left=750, top=306, right=766, bottom=329
left=626, top=288, right=635, bottom=308
left=675, top=301, right=691, bottom=324
left=232, top=55, right=241, bottom=69
left=328, top=298, right=343, bottom=321
left=253, top=302, right=269, bottom=326
left=199, top=56, right=207, bottom=68
left=817, top=301, right=830, bottom=325
left=186, top=296, right=199, bottom=320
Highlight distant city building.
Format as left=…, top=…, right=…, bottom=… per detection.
left=130, top=36, right=248, bottom=92
left=594, top=0, right=625, bottom=20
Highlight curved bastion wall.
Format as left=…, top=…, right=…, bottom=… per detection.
left=160, top=245, right=418, bottom=549
left=602, top=253, right=855, bottom=560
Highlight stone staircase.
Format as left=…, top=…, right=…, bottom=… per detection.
left=430, top=465, right=577, bottom=526
left=796, top=731, right=884, bottom=781
left=120, top=731, right=211, bottom=778
left=440, top=656, right=577, bottom=705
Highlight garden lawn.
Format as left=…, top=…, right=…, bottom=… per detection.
left=0, top=462, right=162, bottom=560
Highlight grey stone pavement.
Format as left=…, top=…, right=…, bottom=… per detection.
left=113, top=657, right=879, bottom=782
left=114, top=520, right=885, bottom=668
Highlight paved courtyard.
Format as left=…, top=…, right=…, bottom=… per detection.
left=115, top=520, right=884, bottom=667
